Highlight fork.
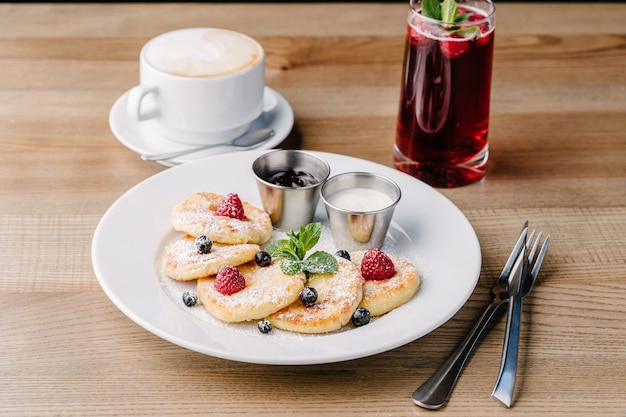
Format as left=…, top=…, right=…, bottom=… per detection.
left=412, top=223, right=529, bottom=409
left=492, top=230, right=551, bottom=407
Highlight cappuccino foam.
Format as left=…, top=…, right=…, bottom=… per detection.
left=145, top=28, right=263, bottom=78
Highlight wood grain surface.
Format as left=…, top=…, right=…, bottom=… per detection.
left=1, top=3, right=625, bottom=416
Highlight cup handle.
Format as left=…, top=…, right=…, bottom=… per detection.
left=126, top=85, right=160, bottom=121
left=262, top=89, right=278, bottom=113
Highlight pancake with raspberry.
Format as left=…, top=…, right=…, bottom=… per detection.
left=171, top=192, right=272, bottom=245
left=350, top=248, right=420, bottom=317
left=266, top=256, right=364, bottom=334
left=197, top=261, right=306, bottom=323
left=163, top=235, right=260, bottom=281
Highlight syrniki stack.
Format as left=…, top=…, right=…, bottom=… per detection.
left=161, top=190, right=421, bottom=335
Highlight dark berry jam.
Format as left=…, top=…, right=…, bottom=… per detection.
left=265, top=170, right=318, bottom=188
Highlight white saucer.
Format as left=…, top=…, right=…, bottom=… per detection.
left=109, top=86, right=294, bottom=167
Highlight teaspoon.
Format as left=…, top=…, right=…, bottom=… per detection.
left=140, top=128, right=275, bottom=161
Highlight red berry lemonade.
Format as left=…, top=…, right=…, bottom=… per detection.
left=394, top=1, right=495, bottom=188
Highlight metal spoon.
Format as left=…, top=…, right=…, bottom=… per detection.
left=140, top=128, right=275, bottom=161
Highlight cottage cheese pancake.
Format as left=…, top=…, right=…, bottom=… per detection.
left=163, top=235, right=259, bottom=281
left=350, top=250, right=420, bottom=317
left=197, top=261, right=306, bottom=323
left=171, top=192, right=272, bottom=244
left=267, top=256, right=364, bottom=334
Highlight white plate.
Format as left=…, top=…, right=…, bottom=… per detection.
left=109, top=86, right=294, bottom=167
left=92, top=150, right=481, bottom=365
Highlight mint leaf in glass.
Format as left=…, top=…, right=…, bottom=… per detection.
left=421, top=0, right=442, bottom=20
left=441, top=0, right=458, bottom=23
left=454, top=13, right=471, bottom=23
left=420, top=0, right=470, bottom=25
left=450, top=26, right=480, bottom=37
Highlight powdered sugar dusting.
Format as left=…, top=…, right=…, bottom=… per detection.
left=171, top=192, right=272, bottom=244
left=270, top=257, right=362, bottom=326
left=163, top=235, right=259, bottom=280
left=198, top=263, right=304, bottom=311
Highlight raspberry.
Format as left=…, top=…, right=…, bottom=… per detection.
left=215, top=193, right=245, bottom=220
left=360, top=248, right=396, bottom=281
left=439, top=38, right=470, bottom=59
left=214, top=265, right=246, bottom=295
left=475, top=28, right=491, bottom=47
left=408, top=26, right=426, bottom=45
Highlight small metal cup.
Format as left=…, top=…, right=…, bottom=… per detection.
left=252, top=150, right=331, bottom=231
left=321, top=172, right=401, bottom=251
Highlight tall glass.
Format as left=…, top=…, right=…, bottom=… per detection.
left=393, top=0, right=496, bottom=188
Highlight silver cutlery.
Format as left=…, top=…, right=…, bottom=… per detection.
left=412, top=223, right=529, bottom=409
left=492, top=229, right=551, bottom=407
left=140, top=127, right=275, bottom=162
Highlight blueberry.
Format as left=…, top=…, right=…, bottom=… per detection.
left=258, top=319, right=272, bottom=334
left=195, top=235, right=213, bottom=254
left=351, top=307, right=371, bottom=327
left=335, top=250, right=351, bottom=261
left=299, top=287, right=318, bottom=306
left=255, top=250, right=272, bottom=267
left=182, top=291, right=198, bottom=307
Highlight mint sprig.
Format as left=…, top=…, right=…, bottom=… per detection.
left=421, top=0, right=442, bottom=20
left=264, top=222, right=338, bottom=276
left=421, top=0, right=480, bottom=37
left=421, top=0, right=470, bottom=24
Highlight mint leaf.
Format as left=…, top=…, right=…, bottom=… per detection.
left=265, top=239, right=299, bottom=261
left=441, top=0, right=458, bottom=23
left=454, top=13, right=470, bottom=23
left=284, top=230, right=305, bottom=259
left=280, top=259, right=303, bottom=275
left=298, top=222, right=322, bottom=253
left=302, top=251, right=339, bottom=274
left=421, top=0, right=441, bottom=20
left=450, top=26, right=480, bottom=38
left=273, top=222, right=323, bottom=261
left=421, top=0, right=469, bottom=26
left=264, top=222, right=338, bottom=276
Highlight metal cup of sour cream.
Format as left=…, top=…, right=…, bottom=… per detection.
left=321, top=172, right=401, bottom=251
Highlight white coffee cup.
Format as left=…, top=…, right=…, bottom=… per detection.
left=126, top=28, right=265, bottom=145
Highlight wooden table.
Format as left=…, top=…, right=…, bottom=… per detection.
left=1, top=3, right=625, bottom=416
